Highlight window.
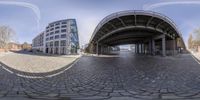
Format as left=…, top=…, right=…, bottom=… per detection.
left=46, top=38, right=49, bottom=41
left=50, top=36, right=53, bottom=40
left=50, top=32, right=54, bottom=35
left=55, top=35, right=59, bottom=39
left=50, top=28, right=54, bottom=31
left=50, top=42, right=53, bottom=46
left=50, top=24, right=54, bottom=27
left=54, top=41, right=59, bottom=46
left=71, top=27, right=77, bottom=33
left=61, top=40, right=66, bottom=46
left=46, top=42, right=50, bottom=47
left=61, top=25, right=67, bottom=28
left=61, top=29, right=66, bottom=32
left=55, top=26, right=60, bottom=29
left=61, top=34, right=66, bottom=38
left=62, top=22, right=67, bottom=24
left=55, top=22, right=60, bottom=25
left=46, top=33, right=49, bottom=36
left=55, top=30, right=60, bottom=33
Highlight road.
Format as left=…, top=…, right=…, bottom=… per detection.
left=0, top=51, right=200, bottom=100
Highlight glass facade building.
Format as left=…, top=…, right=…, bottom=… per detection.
left=32, top=19, right=79, bottom=55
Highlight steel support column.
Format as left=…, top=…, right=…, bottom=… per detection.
left=137, top=44, right=139, bottom=54
left=162, top=36, right=166, bottom=56
left=148, top=40, right=151, bottom=54
left=96, top=42, right=99, bottom=55
left=152, top=39, right=155, bottom=55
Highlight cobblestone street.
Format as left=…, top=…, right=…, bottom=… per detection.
left=0, top=52, right=200, bottom=100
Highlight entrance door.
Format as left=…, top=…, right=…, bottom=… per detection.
left=46, top=48, right=48, bottom=53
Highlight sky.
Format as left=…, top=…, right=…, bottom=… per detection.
left=0, top=0, right=200, bottom=47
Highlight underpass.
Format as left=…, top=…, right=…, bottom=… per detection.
left=87, top=10, right=186, bottom=56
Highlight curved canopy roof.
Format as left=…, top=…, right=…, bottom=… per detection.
left=90, top=10, right=184, bottom=46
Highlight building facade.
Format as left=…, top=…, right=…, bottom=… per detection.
left=32, top=19, right=79, bottom=55
left=32, top=32, right=44, bottom=52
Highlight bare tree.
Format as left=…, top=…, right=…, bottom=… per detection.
left=188, top=33, right=193, bottom=49
left=0, top=26, right=16, bottom=49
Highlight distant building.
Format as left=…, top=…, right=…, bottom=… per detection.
left=0, top=42, right=22, bottom=52
left=8, top=42, right=22, bottom=51
left=32, top=19, right=79, bottom=55
left=22, top=42, right=32, bottom=51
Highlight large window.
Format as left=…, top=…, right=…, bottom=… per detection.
left=50, top=32, right=54, bottom=35
left=61, top=25, right=67, bottom=28
left=61, top=29, right=66, bottom=32
left=62, top=21, right=67, bottom=24
left=50, top=36, right=54, bottom=40
left=50, top=42, right=53, bottom=47
left=61, top=34, right=66, bottom=38
left=50, top=28, right=54, bottom=31
left=46, top=42, right=50, bottom=47
left=55, top=35, right=59, bottom=39
left=55, top=26, right=60, bottom=29
left=55, top=30, right=60, bottom=34
left=55, top=22, right=60, bottom=25
left=61, top=40, right=66, bottom=46
left=50, top=24, right=54, bottom=27
left=54, top=41, right=59, bottom=46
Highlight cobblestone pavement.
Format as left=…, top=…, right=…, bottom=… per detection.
left=0, top=52, right=200, bottom=100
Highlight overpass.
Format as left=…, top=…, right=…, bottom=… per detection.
left=88, top=10, right=185, bottom=56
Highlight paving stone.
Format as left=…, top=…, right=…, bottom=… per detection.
left=0, top=52, right=199, bottom=100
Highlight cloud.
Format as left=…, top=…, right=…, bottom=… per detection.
left=143, top=1, right=200, bottom=10
left=0, top=1, right=41, bottom=32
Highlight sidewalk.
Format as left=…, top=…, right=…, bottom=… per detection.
left=190, top=50, right=200, bottom=63
left=0, top=52, right=11, bottom=58
left=0, top=52, right=81, bottom=73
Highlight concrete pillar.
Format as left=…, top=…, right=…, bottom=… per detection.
left=138, top=44, right=140, bottom=54
left=173, top=39, right=176, bottom=55
left=144, top=44, right=146, bottom=54
left=142, top=44, right=145, bottom=54
left=58, top=41, right=61, bottom=54
left=148, top=40, right=151, bottom=54
left=135, top=44, right=137, bottom=53
left=53, top=42, right=55, bottom=54
left=140, top=44, right=143, bottom=54
left=100, top=45, right=102, bottom=54
left=152, top=39, right=155, bottom=55
left=96, top=42, right=99, bottom=55
left=162, top=36, right=166, bottom=56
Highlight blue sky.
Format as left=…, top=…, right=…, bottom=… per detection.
left=0, top=0, right=200, bottom=46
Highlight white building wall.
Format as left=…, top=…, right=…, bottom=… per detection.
left=32, top=19, right=79, bottom=55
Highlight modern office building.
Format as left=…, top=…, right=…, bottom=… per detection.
left=32, top=19, right=79, bottom=55
left=32, top=31, right=45, bottom=52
